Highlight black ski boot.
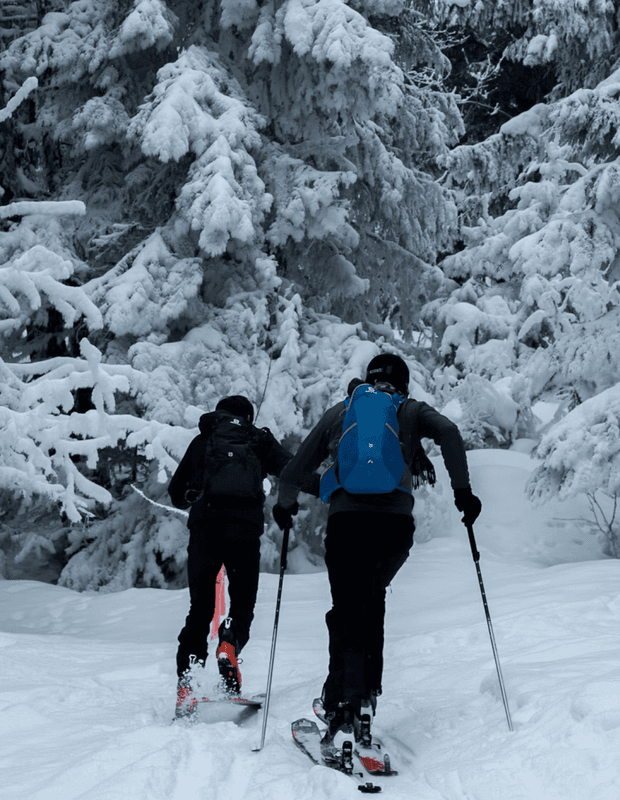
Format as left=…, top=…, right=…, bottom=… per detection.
left=217, top=618, right=242, bottom=695
left=359, top=690, right=379, bottom=747
left=320, top=703, right=358, bottom=773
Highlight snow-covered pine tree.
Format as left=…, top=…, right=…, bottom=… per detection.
left=0, top=75, right=183, bottom=583
left=0, top=0, right=460, bottom=586
left=526, top=382, right=620, bottom=557
left=422, top=55, right=620, bottom=449
left=431, top=0, right=620, bottom=99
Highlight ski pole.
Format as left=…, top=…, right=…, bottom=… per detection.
left=254, top=522, right=291, bottom=752
left=466, top=523, right=514, bottom=732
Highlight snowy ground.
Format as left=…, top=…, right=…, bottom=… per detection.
left=3, top=449, right=620, bottom=800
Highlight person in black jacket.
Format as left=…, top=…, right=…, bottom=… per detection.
left=272, top=354, right=482, bottom=753
left=169, top=395, right=292, bottom=718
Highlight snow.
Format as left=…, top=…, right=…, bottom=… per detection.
left=3, top=449, right=620, bottom=799
left=108, top=0, right=175, bottom=58
left=529, top=382, right=620, bottom=501
left=0, top=201, right=86, bottom=219
left=500, top=104, right=548, bottom=139
left=0, top=76, right=38, bottom=124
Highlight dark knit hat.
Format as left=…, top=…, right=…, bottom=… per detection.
left=365, top=354, right=410, bottom=396
left=216, top=395, right=254, bottom=422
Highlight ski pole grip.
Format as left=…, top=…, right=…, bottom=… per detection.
left=466, top=523, right=480, bottom=563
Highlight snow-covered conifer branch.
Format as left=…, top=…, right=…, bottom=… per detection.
left=0, top=201, right=86, bottom=219
left=0, top=76, right=37, bottom=124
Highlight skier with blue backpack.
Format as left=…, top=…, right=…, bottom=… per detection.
left=273, top=353, right=481, bottom=756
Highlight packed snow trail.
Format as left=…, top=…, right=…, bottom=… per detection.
left=2, top=450, right=620, bottom=799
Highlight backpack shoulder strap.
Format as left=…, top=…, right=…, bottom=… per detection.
left=396, top=398, right=416, bottom=455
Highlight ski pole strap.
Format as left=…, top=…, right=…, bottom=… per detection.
left=466, top=523, right=480, bottom=563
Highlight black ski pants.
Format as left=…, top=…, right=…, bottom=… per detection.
left=322, top=511, right=414, bottom=714
left=176, top=515, right=261, bottom=677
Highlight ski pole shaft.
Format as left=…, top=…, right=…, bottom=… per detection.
left=466, top=523, right=513, bottom=732
left=255, top=523, right=291, bottom=751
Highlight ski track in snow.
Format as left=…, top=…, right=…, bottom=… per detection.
left=2, top=450, right=620, bottom=799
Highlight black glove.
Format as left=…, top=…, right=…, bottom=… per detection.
left=184, top=488, right=202, bottom=504
left=454, top=488, right=482, bottom=527
left=273, top=502, right=299, bottom=531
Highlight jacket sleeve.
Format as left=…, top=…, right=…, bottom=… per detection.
left=168, top=436, right=203, bottom=509
left=256, top=427, right=323, bottom=497
left=257, top=428, right=293, bottom=478
left=276, top=404, right=342, bottom=508
left=416, top=402, right=471, bottom=490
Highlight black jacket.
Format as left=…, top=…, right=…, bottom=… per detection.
left=277, top=398, right=471, bottom=517
left=169, top=411, right=293, bottom=529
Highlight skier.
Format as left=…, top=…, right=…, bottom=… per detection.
left=169, top=395, right=292, bottom=719
left=273, top=354, right=482, bottom=754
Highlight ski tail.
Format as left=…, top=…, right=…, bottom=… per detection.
left=357, top=752, right=397, bottom=776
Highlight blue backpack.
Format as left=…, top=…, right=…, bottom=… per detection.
left=320, top=383, right=408, bottom=502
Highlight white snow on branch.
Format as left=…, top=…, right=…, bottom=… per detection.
left=0, top=201, right=86, bottom=219
left=0, top=245, right=102, bottom=334
left=0, top=77, right=38, bottom=124
left=500, top=104, right=548, bottom=139
left=108, top=0, right=176, bottom=58
left=528, top=382, right=620, bottom=502
left=130, top=484, right=188, bottom=517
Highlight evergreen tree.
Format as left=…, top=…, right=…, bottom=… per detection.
left=431, top=0, right=620, bottom=100
left=423, top=55, right=620, bottom=449
left=0, top=0, right=460, bottom=586
left=527, top=382, right=620, bottom=557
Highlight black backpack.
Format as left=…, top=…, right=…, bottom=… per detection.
left=201, top=411, right=265, bottom=499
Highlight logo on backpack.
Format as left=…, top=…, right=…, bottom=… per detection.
left=319, top=383, right=408, bottom=502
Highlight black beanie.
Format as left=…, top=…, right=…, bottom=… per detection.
left=216, top=395, right=254, bottom=422
left=365, top=354, right=410, bottom=396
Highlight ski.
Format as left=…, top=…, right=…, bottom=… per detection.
left=292, top=718, right=382, bottom=794
left=312, top=697, right=397, bottom=777
left=176, top=693, right=264, bottom=726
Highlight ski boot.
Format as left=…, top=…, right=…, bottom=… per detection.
left=321, top=703, right=357, bottom=774
left=174, top=656, right=205, bottom=721
left=217, top=618, right=242, bottom=695
left=358, top=690, right=379, bottom=748
left=175, top=674, right=197, bottom=720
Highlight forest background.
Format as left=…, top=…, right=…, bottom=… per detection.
left=2, top=0, right=620, bottom=592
